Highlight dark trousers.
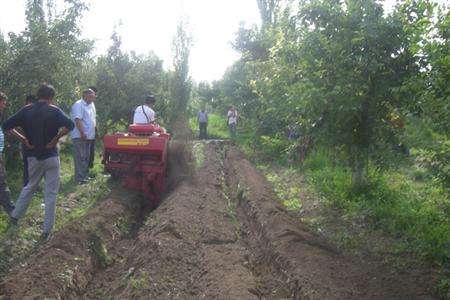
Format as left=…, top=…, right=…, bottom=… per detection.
left=73, top=139, right=92, bottom=182
left=0, top=157, right=14, bottom=214
left=228, top=123, right=236, bottom=138
left=88, top=139, right=95, bottom=169
left=199, top=122, right=207, bottom=139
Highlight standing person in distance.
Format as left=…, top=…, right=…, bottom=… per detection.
left=133, top=95, right=156, bottom=124
left=197, top=108, right=208, bottom=139
left=227, top=105, right=237, bottom=138
left=71, top=88, right=97, bottom=185
left=0, top=91, right=15, bottom=216
left=2, top=84, right=74, bottom=240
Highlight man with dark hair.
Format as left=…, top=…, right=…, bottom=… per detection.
left=2, top=84, right=74, bottom=240
left=71, top=88, right=97, bottom=184
left=133, top=94, right=156, bottom=124
left=0, top=91, right=15, bottom=216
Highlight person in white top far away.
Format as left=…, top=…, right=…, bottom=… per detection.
left=227, top=105, right=237, bottom=138
left=133, top=95, right=156, bottom=124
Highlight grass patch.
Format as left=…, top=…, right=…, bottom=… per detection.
left=303, top=151, right=450, bottom=268
left=189, top=113, right=229, bottom=139
left=262, top=166, right=303, bottom=211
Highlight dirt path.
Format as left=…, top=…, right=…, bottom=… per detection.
left=1, top=141, right=437, bottom=299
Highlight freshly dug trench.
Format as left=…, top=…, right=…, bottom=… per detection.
left=83, top=141, right=259, bottom=299
left=1, top=190, right=141, bottom=299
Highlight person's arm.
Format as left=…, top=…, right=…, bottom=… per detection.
left=10, top=129, right=33, bottom=149
left=72, top=102, right=86, bottom=140
left=75, top=118, right=87, bottom=140
left=46, top=127, right=72, bottom=149
left=2, top=109, right=23, bottom=132
left=149, top=108, right=156, bottom=124
left=47, top=109, right=75, bottom=148
left=2, top=109, right=33, bottom=148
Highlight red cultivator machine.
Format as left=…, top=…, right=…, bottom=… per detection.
left=102, top=124, right=170, bottom=207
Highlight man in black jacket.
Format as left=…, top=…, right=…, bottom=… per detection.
left=2, top=84, right=74, bottom=240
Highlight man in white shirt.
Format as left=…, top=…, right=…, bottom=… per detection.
left=71, top=89, right=97, bottom=184
left=133, top=95, right=156, bottom=124
left=227, top=105, right=237, bottom=138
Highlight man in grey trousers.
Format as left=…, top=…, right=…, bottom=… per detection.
left=71, top=89, right=96, bottom=184
left=2, top=84, right=74, bottom=240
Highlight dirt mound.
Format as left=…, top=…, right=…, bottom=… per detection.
left=225, top=147, right=437, bottom=299
left=167, top=140, right=194, bottom=190
left=1, top=189, right=142, bottom=299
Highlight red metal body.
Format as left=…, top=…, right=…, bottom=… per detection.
left=102, top=124, right=170, bottom=207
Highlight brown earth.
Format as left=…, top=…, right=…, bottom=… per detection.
left=1, top=140, right=438, bottom=299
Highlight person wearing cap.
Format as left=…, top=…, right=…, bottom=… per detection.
left=133, top=95, right=156, bottom=124
left=70, top=88, right=97, bottom=184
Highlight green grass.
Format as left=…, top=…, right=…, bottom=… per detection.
left=189, top=113, right=229, bottom=139
left=302, top=151, right=450, bottom=267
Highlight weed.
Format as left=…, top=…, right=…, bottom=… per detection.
left=192, top=142, right=206, bottom=170
left=88, top=234, right=113, bottom=269
left=130, top=270, right=150, bottom=291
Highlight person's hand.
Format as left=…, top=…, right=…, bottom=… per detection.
left=46, top=138, right=58, bottom=149
left=24, top=140, right=34, bottom=150
left=80, top=132, right=87, bottom=140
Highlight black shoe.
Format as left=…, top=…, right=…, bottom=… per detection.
left=9, top=216, right=18, bottom=226
left=77, top=180, right=88, bottom=185
left=39, top=232, right=51, bottom=242
left=5, top=206, right=14, bottom=217
left=5, top=217, right=19, bottom=238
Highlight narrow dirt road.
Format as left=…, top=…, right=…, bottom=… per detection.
left=1, top=141, right=437, bottom=299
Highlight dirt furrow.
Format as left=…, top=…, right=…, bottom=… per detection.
left=1, top=190, right=142, bottom=299
left=225, top=147, right=436, bottom=300
left=82, top=141, right=258, bottom=299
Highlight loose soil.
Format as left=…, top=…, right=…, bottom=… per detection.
left=0, top=141, right=439, bottom=299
